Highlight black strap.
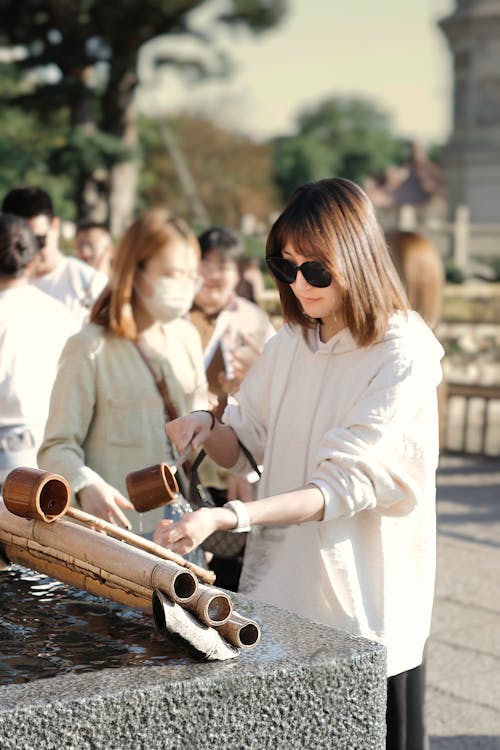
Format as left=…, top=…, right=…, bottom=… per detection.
left=191, top=438, right=261, bottom=479
left=236, top=439, right=262, bottom=477
left=188, top=438, right=261, bottom=510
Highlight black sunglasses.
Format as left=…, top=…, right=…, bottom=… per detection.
left=267, top=256, right=332, bottom=288
left=34, top=234, right=47, bottom=250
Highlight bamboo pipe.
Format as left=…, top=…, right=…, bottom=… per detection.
left=65, top=506, right=215, bottom=585
left=214, top=611, right=262, bottom=649
left=0, top=500, right=198, bottom=607
left=0, top=500, right=261, bottom=655
left=183, top=582, right=233, bottom=627
left=151, top=589, right=237, bottom=661
left=1, top=466, right=215, bottom=584
left=3, top=542, right=152, bottom=611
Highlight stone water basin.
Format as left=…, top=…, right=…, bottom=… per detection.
left=0, top=563, right=387, bottom=749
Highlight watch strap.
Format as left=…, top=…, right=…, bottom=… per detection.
left=224, top=499, right=251, bottom=533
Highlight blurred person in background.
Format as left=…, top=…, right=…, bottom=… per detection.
left=386, top=229, right=444, bottom=331
left=75, top=219, right=114, bottom=277
left=386, top=228, right=447, bottom=450
left=236, top=256, right=266, bottom=303
left=0, top=214, right=76, bottom=488
left=189, top=226, right=274, bottom=589
left=38, top=208, right=208, bottom=551
left=2, top=187, right=108, bottom=325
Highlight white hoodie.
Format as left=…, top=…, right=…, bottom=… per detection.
left=224, top=311, right=444, bottom=676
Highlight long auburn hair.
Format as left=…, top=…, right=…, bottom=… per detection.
left=266, top=178, right=408, bottom=347
left=386, top=229, right=444, bottom=330
left=90, top=208, right=199, bottom=339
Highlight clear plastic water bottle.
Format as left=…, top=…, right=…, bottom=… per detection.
left=163, top=491, right=207, bottom=568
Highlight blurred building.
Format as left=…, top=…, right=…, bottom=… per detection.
left=363, top=143, right=446, bottom=228
left=439, top=0, right=500, bottom=222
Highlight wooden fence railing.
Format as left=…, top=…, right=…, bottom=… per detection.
left=392, top=204, right=500, bottom=275
left=445, top=382, right=500, bottom=456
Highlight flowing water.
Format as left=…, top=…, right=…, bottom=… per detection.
left=0, top=564, right=193, bottom=685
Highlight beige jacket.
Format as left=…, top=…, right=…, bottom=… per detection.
left=38, top=320, right=207, bottom=534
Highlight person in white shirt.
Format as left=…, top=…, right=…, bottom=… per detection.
left=155, top=178, right=444, bottom=750
left=1, top=187, right=108, bottom=325
left=0, top=213, right=77, bottom=486
left=75, top=219, right=114, bottom=277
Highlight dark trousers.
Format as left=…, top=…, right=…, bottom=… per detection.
left=386, top=658, right=428, bottom=750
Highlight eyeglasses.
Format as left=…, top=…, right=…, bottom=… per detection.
left=164, top=269, right=200, bottom=284
left=266, top=256, right=332, bottom=288
left=140, top=267, right=203, bottom=292
left=35, top=234, right=47, bottom=250
left=171, top=271, right=203, bottom=293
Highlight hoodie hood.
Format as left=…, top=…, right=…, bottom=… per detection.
left=302, top=311, right=444, bottom=368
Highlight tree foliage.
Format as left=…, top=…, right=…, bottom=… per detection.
left=139, top=114, right=281, bottom=229
left=0, top=0, right=287, bottom=230
left=273, top=96, right=408, bottom=201
left=0, top=63, right=74, bottom=216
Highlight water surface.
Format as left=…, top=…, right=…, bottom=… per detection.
left=0, top=564, right=192, bottom=685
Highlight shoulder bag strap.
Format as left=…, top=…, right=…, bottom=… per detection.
left=133, top=340, right=192, bottom=477
left=191, top=439, right=261, bottom=479
left=133, top=340, right=179, bottom=422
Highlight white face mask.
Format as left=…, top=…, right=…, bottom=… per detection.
left=139, top=275, right=196, bottom=323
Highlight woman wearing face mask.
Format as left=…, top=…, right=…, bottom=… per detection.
left=38, top=209, right=208, bottom=539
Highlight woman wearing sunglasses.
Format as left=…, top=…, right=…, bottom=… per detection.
left=155, top=178, right=443, bottom=749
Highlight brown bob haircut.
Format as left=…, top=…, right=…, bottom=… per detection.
left=91, top=208, right=199, bottom=339
left=266, top=177, right=408, bottom=347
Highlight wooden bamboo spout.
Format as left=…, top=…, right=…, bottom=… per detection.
left=151, top=589, right=238, bottom=661
left=215, top=612, right=262, bottom=649
left=0, top=465, right=264, bottom=658
left=184, top=582, right=233, bottom=627
left=1, top=466, right=215, bottom=585
left=65, top=506, right=214, bottom=585
left=0, top=497, right=198, bottom=611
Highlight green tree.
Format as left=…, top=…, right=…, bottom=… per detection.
left=273, top=96, right=407, bottom=201
left=0, top=63, right=74, bottom=217
left=273, top=135, right=334, bottom=202
left=0, top=0, right=287, bottom=232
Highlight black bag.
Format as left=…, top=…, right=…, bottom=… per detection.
left=188, top=441, right=261, bottom=559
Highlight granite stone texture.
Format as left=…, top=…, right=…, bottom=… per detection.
left=0, top=594, right=386, bottom=750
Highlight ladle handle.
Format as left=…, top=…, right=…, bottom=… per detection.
left=66, top=507, right=215, bottom=585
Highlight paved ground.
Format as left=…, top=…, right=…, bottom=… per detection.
left=427, top=453, right=500, bottom=749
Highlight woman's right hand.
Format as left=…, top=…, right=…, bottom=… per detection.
left=78, top=481, right=133, bottom=529
left=166, top=411, right=214, bottom=454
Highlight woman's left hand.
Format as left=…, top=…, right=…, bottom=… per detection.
left=153, top=507, right=219, bottom=555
